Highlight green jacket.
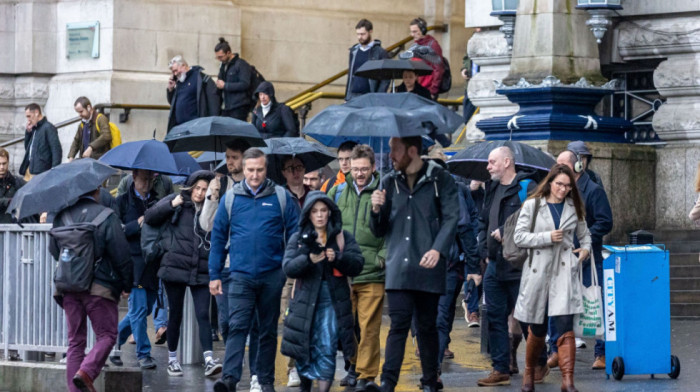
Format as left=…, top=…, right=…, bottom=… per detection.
left=328, top=172, right=386, bottom=284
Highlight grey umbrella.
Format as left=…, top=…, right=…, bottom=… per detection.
left=8, top=159, right=118, bottom=220
left=261, top=137, right=336, bottom=185
left=164, top=116, right=265, bottom=153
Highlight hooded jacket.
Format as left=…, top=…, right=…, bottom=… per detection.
left=218, top=54, right=253, bottom=111
left=344, top=40, right=391, bottom=100
left=20, top=117, right=62, bottom=176
left=328, top=172, right=386, bottom=284
left=280, top=191, right=364, bottom=364
left=369, top=160, right=460, bottom=294
left=208, top=178, right=300, bottom=281
left=0, top=173, right=25, bottom=223
left=144, top=170, right=215, bottom=286
left=166, top=66, right=221, bottom=131
left=251, top=82, right=298, bottom=139
left=414, top=35, right=445, bottom=96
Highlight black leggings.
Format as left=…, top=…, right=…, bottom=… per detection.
left=528, top=314, right=574, bottom=339
left=163, top=282, right=213, bottom=353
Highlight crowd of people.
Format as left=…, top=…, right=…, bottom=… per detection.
left=0, top=15, right=620, bottom=392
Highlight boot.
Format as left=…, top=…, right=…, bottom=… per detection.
left=510, top=333, right=523, bottom=374
left=299, top=376, right=312, bottom=392
left=521, top=328, right=546, bottom=392
left=557, top=331, right=578, bottom=392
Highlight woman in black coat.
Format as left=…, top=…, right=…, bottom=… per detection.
left=143, top=170, right=221, bottom=378
left=251, top=81, right=299, bottom=139
left=281, top=191, right=364, bottom=392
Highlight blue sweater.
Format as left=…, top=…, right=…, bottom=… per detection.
left=208, top=179, right=300, bottom=280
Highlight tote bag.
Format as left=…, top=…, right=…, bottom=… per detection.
left=574, top=254, right=604, bottom=338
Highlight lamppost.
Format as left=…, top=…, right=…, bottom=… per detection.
left=576, top=0, right=623, bottom=44
left=490, top=0, right=519, bottom=51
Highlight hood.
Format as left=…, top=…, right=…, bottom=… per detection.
left=350, top=39, right=382, bottom=51
left=185, top=170, right=215, bottom=187
left=189, top=65, right=204, bottom=73
left=299, top=190, right=343, bottom=236
left=254, top=81, right=275, bottom=101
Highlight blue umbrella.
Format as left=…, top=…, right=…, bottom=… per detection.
left=195, top=151, right=223, bottom=169
left=99, top=140, right=179, bottom=175
left=171, top=152, right=202, bottom=176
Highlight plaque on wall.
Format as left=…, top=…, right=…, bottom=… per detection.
left=66, top=21, right=100, bottom=59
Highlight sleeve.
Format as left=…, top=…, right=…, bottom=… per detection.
left=208, top=197, right=230, bottom=281
left=89, top=115, right=112, bottom=151
left=513, top=199, right=553, bottom=249
left=588, top=188, right=613, bottom=243
left=332, top=232, right=365, bottom=277
left=224, top=62, right=252, bottom=92
left=104, top=214, right=134, bottom=293
left=428, top=41, right=445, bottom=95
left=280, top=105, right=299, bottom=137
left=47, top=125, right=62, bottom=167
left=690, top=194, right=700, bottom=222
left=167, top=88, right=174, bottom=104
left=282, top=233, right=315, bottom=279
left=430, top=171, right=460, bottom=257
left=576, top=218, right=592, bottom=254
left=144, top=195, right=176, bottom=226
left=199, top=181, right=220, bottom=232
left=116, top=195, right=140, bottom=239
left=369, top=177, right=392, bottom=238
left=204, top=74, right=221, bottom=116
left=68, top=126, right=81, bottom=159
left=457, top=186, right=480, bottom=274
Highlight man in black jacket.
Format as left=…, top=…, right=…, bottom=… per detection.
left=367, top=137, right=459, bottom=392
left=345, top=19, right=390, bottom=101
left=20, top=103, right=62, bottom=179
left=50, top=189, right=132, bottom=392
left=167, top=55, right=221, bottom=131
left=0, top=148, right=25, bottom=223
left=215, top=38, right=253, bottom=120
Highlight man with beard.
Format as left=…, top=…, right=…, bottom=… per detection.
left=68, top=97, right=112, bottom=161
left=166, top=55, right=220, bottom=131
left=345, top=19, right=390, bottom=101
left=303, top=170, right=324, bottom=191
left=366, top=137, right=459, bottom=392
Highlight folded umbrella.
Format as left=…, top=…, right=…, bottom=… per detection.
left=261, top=137, right=336, bottom=185
left=165, top=116, right=265, bottom=153
left=447, top=140, right=556, bottom=182
left=8, top=159, right=118, bottom=221
left=99, top=139, right=179, bottom=175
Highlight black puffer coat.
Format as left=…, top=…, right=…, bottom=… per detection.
left=251, top=81, right=298, bottom=139
left=280, top=191, right=364, bottom=365
left=144, top=171, right=214, bottom=286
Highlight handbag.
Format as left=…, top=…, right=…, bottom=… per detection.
left=574, top=254, right=604, bottom=338
left=503, top=198, right=540, bottom=269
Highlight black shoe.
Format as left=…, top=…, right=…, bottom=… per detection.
left=364, top=381, right=382, bottom=392
left=212, top=328, right=220, bottom=342
left=260, top=384, right=275, bottom=392
left=109, top=355, right=123, bottom=367
left=340, top=373, right=358, bottom=387
left=356, top=379, right=369, bottom=392
left=300, top=376, right=312, bottom=392
left=214, top=378, right=236, bottom=392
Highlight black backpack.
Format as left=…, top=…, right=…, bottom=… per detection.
left=50, top=208, right=113, bottom=293
left=247, top=65, right=266, bottom=112
left=438, top=56, right=452, bottom=94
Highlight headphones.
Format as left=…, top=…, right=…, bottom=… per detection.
left=414, top=17, right=428, bottom=35
left=568, top=150, right=584, bottom=173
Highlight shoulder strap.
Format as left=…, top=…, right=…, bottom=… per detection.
left=224, top=188, right=236, bottom=219
left=275, top=186, right=287, bottom=218
left=91, top=208, right=114, bottom=227
left=334, top=183, right=347, bottom=203
left=94, top=113, right=103, bottom=133
left=518, top=179, right=533, bottom=204
left=527, top=198, right=540, bottom=268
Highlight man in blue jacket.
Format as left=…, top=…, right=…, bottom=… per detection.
left=209, top=148, right=300, bottom=392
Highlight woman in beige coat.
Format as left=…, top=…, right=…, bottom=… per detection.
left=513, top=164, right=591, bottom=392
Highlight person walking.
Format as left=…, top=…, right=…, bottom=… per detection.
left=513, top=164, right=591, bottom=392
left=345, top=19, right=390, bottom=101
left=20, top=103, right=62, bottom=179
left=251, top=81, right=298, bottom=139
left=281, top=191, right=365, bottom=392
left=408, top=17, right=445, bottom=99
left=0, top=148, right=26, bottom=223
left=143, top=170, right=222, bottom=377
left=166, top=55, right=220, bottom=131
left=214, top=38, right=253, bottom=120
left=68, top=97, right=112, bottom=161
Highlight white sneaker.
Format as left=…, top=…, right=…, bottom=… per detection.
left=167, top=360, right=183, bottom=377
left=250, top=375, right=262, bottom=392
left=287, top=367, right=301, bottom=387
left=575, top=338, right=587, bottom=348
left=204, top=358, right=222, bottom=376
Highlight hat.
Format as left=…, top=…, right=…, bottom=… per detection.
left=567, top=141, right=592, bottom=157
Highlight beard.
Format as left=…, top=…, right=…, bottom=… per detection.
left=177, top=72, right=186, bottom=83
left=359, top=35, right=372, bottom=46
left=392, top=154, right=412, bottom=172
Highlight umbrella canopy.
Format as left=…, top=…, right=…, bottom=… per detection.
left=354, top=59, right=433, bottom=80
left=99, top=139, right=179, bottom=175
left=195, top=151, right=222, bottom=169
left=171, top=152, right=202, bottom=176
left=165, top=116, right=265, bottom=153
left=447, top=140, right=556, bottom=182
left=8, top=159, right=118, bottom=220
left=261, top=137, right=336, bottom=185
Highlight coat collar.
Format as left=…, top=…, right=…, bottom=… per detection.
left=536, top=197, right=577, bottom=227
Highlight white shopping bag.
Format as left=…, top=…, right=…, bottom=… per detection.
left=574, top=254, right=604, bottom=338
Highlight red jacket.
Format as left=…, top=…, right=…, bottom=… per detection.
left=414, top=35, right=445, bottom=96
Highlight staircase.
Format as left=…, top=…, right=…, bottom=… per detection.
left=651, top=230, right=700, bottom=318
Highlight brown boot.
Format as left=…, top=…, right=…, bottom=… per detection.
left=557, top=331, right=578, bottom=392
left=477, top=370, right=510, bottom=386
left=510, top=333, right=522, bottom=374
left=521, top=328, right=546, bottom=392
left=547, top=352, right=559, bottom=368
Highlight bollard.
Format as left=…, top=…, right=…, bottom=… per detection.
left=480, top=302, right=489, bottom=354
left=179, top=288, right=203, bottom=364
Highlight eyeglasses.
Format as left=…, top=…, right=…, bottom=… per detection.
left=283, top=165, right=305, bottom=173
left=553, top=181, right=572, bottom=190
left=350, top=167, right=371, bottom=174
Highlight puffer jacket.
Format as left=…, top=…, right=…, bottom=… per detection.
left=251, top=81, right=298, bottom=139
left=280, top=191, right=364, bottom=365
left=144, top=171, right=215, bottom=286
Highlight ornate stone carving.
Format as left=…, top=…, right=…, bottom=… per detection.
left=494, top=76, right=621, bottom=90
left=617, top=16, right=700, bottom=60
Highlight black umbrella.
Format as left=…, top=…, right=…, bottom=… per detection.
left=261, top=137, right=335, bottom=185
left=447, top=140, right=556, bottom=182
left=354, top=59, right=433, bottom=92
left=8, top=159, right=118, bottom=220
left=164, top=116, right=265, bottom=153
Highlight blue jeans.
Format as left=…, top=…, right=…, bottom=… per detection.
left=153, top=280, right=168, bottom=331
left=222, top=268, right=286, bottom=385
left=215, top=270, right=231, bottom=341
left=437, top=269, right=464, bottom=367
left=483, top=262, right=520, bottom=374
left=117, top=287, right=157, bottom=359
left=464, top=279, right=482, bottom=314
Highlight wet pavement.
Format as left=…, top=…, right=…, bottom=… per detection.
left=114, top=312, right=699, bottom=391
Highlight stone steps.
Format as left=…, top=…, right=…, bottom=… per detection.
left=670, top=290, right=700, bottom=304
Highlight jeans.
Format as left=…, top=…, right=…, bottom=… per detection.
left=483, top=262, right=520, bottom=374
left=117, top=287, right=157, bottom=359
left=465, top=279, right=482, bottom=314
left=153, top=280, right=168, bottom=331
left=381, top=290, right=441, bottom=391
left=63, top=292, right=118, bottom=392
left=215, top=271, right=231, bottom=341
left=437, top=269, right=464, bottom=367
left=222, top=268, right=286, bottom=385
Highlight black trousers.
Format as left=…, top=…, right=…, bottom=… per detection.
left=163, top=282, right=213, bottom=353
left=381, top=290, right=441, bottom=391
left=222, top=107, right=249, bottom=121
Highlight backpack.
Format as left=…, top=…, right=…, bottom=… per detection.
left=247, top=65, right=266, bottom=112
left=333, top=182, right=347, bottom=204
left=50, top=208, right=113, bottom=293
left=223, top=186, right=288, bottom=249
left=501, top=179, right=537, bottom=269
left=80, top=113, right=122, bottom=150
left=438, top=56, right=452, bottom=94
left=141, top=221, right=171, bottom=265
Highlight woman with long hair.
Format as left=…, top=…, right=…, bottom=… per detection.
left=280, top=191, right=364, bottom=392
left=513, top=164, right=591, bottom=392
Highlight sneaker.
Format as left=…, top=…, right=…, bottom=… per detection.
left=167, top=360, right=183, bottom=377
left=592, top=355, right=606, bottom=370
left=575, top=338, right=586, bottom=348
left=205, top=358, right=223, bottom=376
left=139, top=356, right=157, bottom=370
left=476, top=370, right=510, bottom=386
left=468, top=312, right=480, bottom=328
left=462, top=300, right=469, bottom=323
left=287, top=367, right=301, bottom=387
left=109, top=355, right=123, bottom=367
left=250, top=375, right=262, bottom=392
